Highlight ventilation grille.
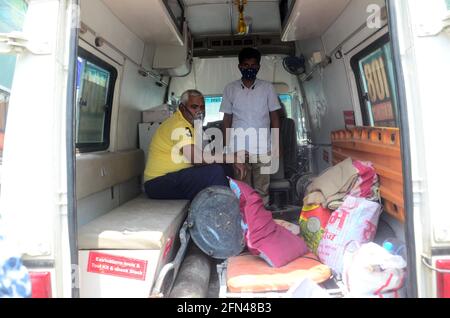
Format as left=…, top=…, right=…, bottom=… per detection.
left=193, top=34, right=294, bottom=57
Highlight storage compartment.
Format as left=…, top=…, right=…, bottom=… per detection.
left=79, top=249, right=160, bottom=298
left=153, top=22, right=193, bottom=77
left=281, top=0, right=351, bottom=41
left=78, top=195, right=189, bottom=297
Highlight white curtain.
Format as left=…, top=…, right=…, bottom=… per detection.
left=169, top=55, right=299, bottom=97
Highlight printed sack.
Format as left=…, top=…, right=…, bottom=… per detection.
left=299, top=205, right=331, bottom=254
left=317, top=196, right=382, bottom=274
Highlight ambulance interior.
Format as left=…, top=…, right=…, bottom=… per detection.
left=75, top=0, right=408, bottom=298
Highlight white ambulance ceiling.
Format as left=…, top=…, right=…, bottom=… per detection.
left=99, top=0, right=352, bottom=45
left=184, top=0, right=281, bottom=36
left=185, top=0, right=351, bottom=40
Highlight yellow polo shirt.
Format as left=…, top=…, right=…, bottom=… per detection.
left=144, top=110, right=195, bottom=181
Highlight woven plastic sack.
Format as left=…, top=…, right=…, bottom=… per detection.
left=317, top=196, right=382, bottom=274
left=349, top=160, right=379, bottom=201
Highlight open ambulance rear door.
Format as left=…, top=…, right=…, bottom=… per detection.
left=388, top=0, right=450, bottom=298
left=0, top=0, right=78, bottom=297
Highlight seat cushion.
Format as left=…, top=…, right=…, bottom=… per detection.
left=227, top=253, right=331, bottom=293
left=78, top=195, right=189, bottom=250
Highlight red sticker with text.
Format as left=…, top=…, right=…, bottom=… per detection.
left=343, top=111, right=356, bottom=126
left=87, top=252, right=148, bottom=281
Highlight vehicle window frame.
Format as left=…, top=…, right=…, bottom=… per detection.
left=0, top=88, right=9, bottom=131
left=76, top=47, right=117, bottom=153
left=0, top=88, right=9, bottom=159
left=350, top=34, right=398, bottom=127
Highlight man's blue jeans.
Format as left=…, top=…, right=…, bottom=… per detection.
left=144, top=164, right=233, bottom=201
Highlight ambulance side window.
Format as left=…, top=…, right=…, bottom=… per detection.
left=76, top=47, right=117, bottom=152
left=204, top=96, right=224, bottom=126
left=279, top=94, right=308, bottom=145
left=351, top=35, right=399, bottom=128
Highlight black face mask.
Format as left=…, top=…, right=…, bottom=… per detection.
left=239, top=67, right=259, bottom=81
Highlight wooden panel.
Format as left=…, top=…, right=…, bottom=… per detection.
left=331, top=127, right=405, bottom=223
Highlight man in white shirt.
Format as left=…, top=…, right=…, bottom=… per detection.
left=220, top=48, right=281, bottom=204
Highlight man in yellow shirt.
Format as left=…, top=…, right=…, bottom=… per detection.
left=144, top=89, right=247, bottom=200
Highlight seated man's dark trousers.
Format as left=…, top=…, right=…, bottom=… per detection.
left=144, top=164, right=234, bottom=201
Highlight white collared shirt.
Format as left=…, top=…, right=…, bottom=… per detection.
left=220, top=79, right=281, bottom=154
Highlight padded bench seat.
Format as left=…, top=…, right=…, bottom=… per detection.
left=78, top=194, right=189, bottom=250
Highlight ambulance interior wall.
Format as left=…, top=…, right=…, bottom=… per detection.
left=295, top=0, right=386, bottom=175
left=295, top=0, right=405, bottom=241
left=77, top=0, right=167, bottom=228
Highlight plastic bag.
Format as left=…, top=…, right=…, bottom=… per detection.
left=285, top=277, right=331, bottom=298
left=317, top=196, right=382, bottom=274
left=343, top=242, right=407, bottom=298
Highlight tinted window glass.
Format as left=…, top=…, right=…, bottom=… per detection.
left=76, top=48, right=117, bottom=152
left=352, top=36, right=399, bottom=127
left=204, top=96, right=224, bottom=126
left=206, top=93, right=307, bottom=145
